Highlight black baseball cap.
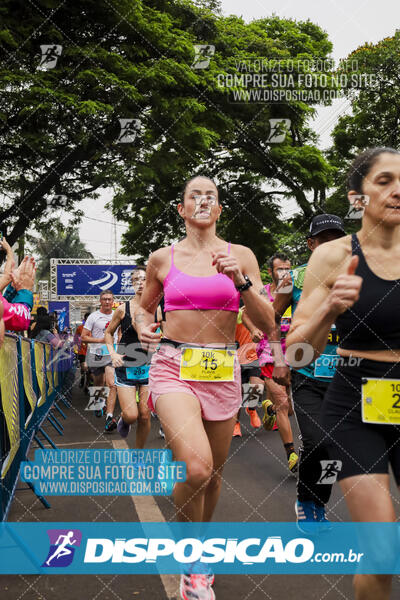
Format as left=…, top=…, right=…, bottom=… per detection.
left=308, top=214, right=346, bottom=238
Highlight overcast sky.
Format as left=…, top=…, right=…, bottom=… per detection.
left=76, top=1, right=400, bottom=259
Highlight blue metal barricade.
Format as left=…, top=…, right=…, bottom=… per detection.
left=0, top=335, right=21, bottom=520
left=0, top=334, right=74, bottom=521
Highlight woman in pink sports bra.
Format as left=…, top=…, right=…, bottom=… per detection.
left=135, top=176, right=285, bottom=599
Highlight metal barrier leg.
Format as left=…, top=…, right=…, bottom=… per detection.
left=26, top=481, right=51, bottom=509
left=49, top=412, right=64, bottom=431
left=53, top=403, right=67, bottom=419
left=37, top=427, right=58, bottom=450
left=58, top=394, right=71, bottom=408
left=34, top=435, right=45, bottom=449
left=46, top=414, right=63, bottom=436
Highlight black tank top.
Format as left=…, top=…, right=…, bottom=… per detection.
left=119, top=301, right=139, bottom=345
left=117, top=301, right=143, bottom=363
left=336, top=234, right=400, bottom=351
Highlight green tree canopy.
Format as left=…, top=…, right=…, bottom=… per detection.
left=114, top=12, right=338, bottom=261
left=27, top=220, right=93, bottom=280
left=0, top=0, right=208, bottom=244
left=326, top=30, right=400, bottom=220
left=1, top=0, right=337, bottom=263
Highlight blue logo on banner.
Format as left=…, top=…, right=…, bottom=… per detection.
left=57, top=265, right=139, bottom=296
left=42, top=529, right=82, bottom=567
left=58, top=308, right=66, bottom=331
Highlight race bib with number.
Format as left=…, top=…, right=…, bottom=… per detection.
left=361, top=378, right=400, bottom=425
left=126, top=365, right=150, bottom=381
left=314, top=354, right=339, bottom=378
left=90, top=344, right=117, bottom=356
left=179, top=347, right=235, bottom=382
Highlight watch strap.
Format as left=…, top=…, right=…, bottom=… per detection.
left=236, top=275, right=253, bottom=292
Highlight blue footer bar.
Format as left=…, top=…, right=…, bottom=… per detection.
left=1, top=522, right=399, bottom=574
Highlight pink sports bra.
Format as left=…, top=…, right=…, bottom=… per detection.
left=163, top=243, right=240, bottom=313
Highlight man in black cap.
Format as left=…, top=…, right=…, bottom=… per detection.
left=273, top=213, right=346, bottom=532
left=307, top=213, right=346, bottom=240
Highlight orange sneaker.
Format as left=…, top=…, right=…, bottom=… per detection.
left=233, top=422, right=242, bottom=437
left=246, top=407, right=261, bottom=428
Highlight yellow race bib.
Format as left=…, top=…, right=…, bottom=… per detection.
left=361, top=378, right=400, bottom=425
left=179, top=347, right=235, bottom=382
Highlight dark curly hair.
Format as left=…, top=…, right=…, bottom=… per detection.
left=268, top=252, right=290, bottom=271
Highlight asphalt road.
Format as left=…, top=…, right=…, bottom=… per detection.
left=2, top=376, right=400, bottom=600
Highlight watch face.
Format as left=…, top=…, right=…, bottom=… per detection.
left=237, top=276, right=251, bottom=291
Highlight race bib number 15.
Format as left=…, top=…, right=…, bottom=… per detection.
left=179, top=347, right=235, bottom=382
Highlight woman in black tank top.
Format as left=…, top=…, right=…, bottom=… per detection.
left=104, top=268, right=153, bottom=448
left=286, top=147, right=400, bottom=600
left=335, top=233, right=400, bottom=351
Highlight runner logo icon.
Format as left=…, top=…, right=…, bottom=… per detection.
left=116, top=119, right=141, bottom=143
left=266, top=119, right=291, bottom=144
left=192, top=45, right=215, bottom=69
left=317, top=460, right=342, bottom=484
left=38, top=45, right=62, bottom=70
left=42, top=529, right=82, bottom=567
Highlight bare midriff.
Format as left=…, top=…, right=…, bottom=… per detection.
left=338, top=347, right=400, bottom=363
left=163, top=310, right=237, bottom=345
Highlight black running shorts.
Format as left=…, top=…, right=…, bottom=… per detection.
left=241, top=361, right=262, bottom=384
left=322, top=358, right=400, bottom=484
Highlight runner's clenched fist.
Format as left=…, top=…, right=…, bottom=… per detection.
left=327, top=255, right=363, bottom=315
left=211, top=251, right=244, bottom=287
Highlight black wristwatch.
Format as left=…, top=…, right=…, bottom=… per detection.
left=235, top=275, right=253, bottom=292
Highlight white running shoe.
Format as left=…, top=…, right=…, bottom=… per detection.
left=180, top=574, right=215, bottom=600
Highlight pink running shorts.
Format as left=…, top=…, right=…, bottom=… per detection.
left=148, top=341, right=242, bottom=421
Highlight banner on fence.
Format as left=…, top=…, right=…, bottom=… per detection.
left=56, top=265, right=137, bottom=297
left=0, top=334, right=74, bottom=521
left=0, top=337, right=20, bottom=478
left=48, top=301, right=69, bottom=330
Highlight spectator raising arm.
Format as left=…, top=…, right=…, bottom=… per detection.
left=0, top=301, right=4, bottom=347
left=0, top=238, right=15, bottom=293
left=0, top=255, right=36, bottom=333
left=8, top=256, right=36, bottom=308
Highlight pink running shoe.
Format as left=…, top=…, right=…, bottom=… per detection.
left=180, top=574, right=215, bottom=600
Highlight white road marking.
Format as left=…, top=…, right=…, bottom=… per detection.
left=112, top=439, right=180, bottom=599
